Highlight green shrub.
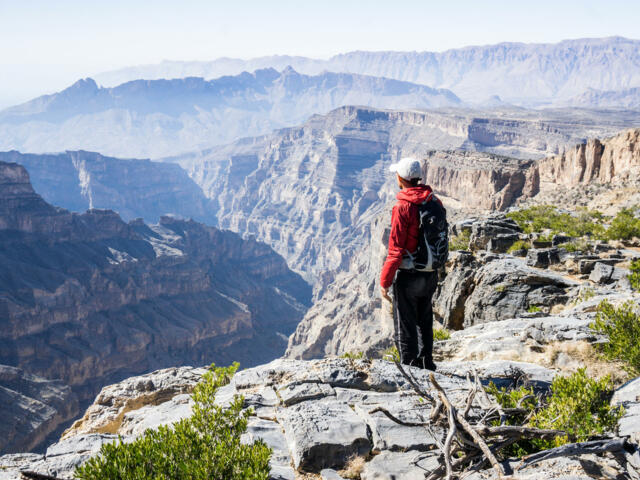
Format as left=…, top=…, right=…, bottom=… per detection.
left=75, top=363, right=271, bottom=480
left=591, top=300, right=640, bottom=376
left=381, top=345, right=400, bottom=363
left=557, top=238, right=591, bottom=253
left=486, top=369, right=623, bottom=456
left=340, top=351, right=365, bottom=360
left=449, top=229, right=471, bottom=251
left=605, top=207, right=640, bottom=241
left=485, top=383, right=538, bottom=457
left=507, top=239, right=530, bottom=253
left=433, top=328, right=451, bottom=341
left=530, top=369, right=623, bottom=448
left=629, top=259, right=640, bottom=291
left=507, top=205, right=606, bottom=238
left=527, top=305, right=542, bottom=313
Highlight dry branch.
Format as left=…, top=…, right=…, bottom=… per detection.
left=518, top=438, right=627, bottom=467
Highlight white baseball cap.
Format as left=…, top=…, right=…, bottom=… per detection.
left=389, top=157, right=422, bottom=180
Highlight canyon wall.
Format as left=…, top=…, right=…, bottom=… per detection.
left=177, top=106, right=632, bottom=290
left=286, top=128, right=640, bottom=358
left=0, top=150, right=216, bottom=225
left=0, top=161, right=311, bottom=408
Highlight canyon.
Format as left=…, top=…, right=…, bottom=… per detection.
left=0, top=161, right=311, bottom=453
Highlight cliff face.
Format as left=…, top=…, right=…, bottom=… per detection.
left=0, top=162, right=311, bottom=408
left=0, top=150, right=216, bottom=225
left=177, top=106, right=631, bottom=291
left=530, top=128, right=640, bottom=191
left=286, top=129, right=640, bottom=359
left=520, top=128, right=640, bottom=212
left=0, top=365, right=79, bottom=455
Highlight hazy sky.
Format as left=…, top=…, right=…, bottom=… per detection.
left=1, top=0, right=639, bottom=107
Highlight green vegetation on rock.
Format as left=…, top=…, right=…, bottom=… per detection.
left=507, top=239, right=531, bottom=253
left=507, top=205, right=606, bottom=238
left=605, top=207, right=640, bottom=241
left=628, top=259, right=640, bottom=291
left=381, top=345, right=400, bottom=363
left=530, top=369, right=623, bottom=448
left=433, top=328, right=451, bottom=341
left=340, top=351, right=365, bottom=360
left=74, top=363, right=271, bottom=480
left=591, top=300, right=640, bottom=376
left=486, top=368, right=623, bottom=457
left=449, top=229, right=471, bottom=251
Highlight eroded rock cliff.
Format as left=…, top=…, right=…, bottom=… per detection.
left=0, top=161, right=311, bottom=452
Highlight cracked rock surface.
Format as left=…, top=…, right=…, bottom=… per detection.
left=2, top=357, right=638, bottom=479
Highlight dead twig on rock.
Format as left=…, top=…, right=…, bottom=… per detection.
left=518, top=438, right=627, bottom=467
left=368, top=406, right=428, bottom=427
left=393, top=360, right=435, bottom=403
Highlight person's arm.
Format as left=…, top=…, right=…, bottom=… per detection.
left=380, top=203, right=409, bottom=296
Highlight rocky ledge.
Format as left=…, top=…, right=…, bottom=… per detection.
left=1, top=358, right=638, bottom=480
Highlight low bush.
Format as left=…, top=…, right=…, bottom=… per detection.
left=527, top=305, right=542, bottom=313
left=340, top=351, right=365, bottom=360
left=556, top=238, right=591, bottom=253
left=433, top=328, right=451, bottom=341
left=507, top=239, right=530, bottom=253
left=449, top=229, right=471, bottom=251
left=605, top=206, right=640, bottom=241
left=487, top=368, right=624, bottom=456
left=507, top=206, right=606, bottom=239
left=381, top=345, right=400, bottom=363
left=591, top=300, right=640, bottom=376
left=75, top=363, right=271, bottom=480
left=530, top=369, right=623, bottom=448
left=629, top=259, right=640, bottom=291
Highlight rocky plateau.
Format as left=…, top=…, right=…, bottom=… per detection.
left=1, top=356, right=638, bottom=479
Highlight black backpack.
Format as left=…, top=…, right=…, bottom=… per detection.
left=406, top=193, right=449, bottom=271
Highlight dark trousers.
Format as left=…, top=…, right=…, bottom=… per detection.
left=392, top=269, right=438, bottom=367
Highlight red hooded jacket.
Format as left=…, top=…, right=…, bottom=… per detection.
left=380, top=185, right=435, bottom=289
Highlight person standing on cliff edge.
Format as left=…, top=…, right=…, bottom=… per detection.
left=380, top=157, right=447, bottom=371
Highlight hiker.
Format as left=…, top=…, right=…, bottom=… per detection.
left=380, top=156, right=448, bottom=371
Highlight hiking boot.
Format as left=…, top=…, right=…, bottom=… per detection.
left=424, top=360, right=437, bottom=371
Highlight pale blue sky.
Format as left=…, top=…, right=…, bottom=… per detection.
left=0, top=0, right=638, bottom=106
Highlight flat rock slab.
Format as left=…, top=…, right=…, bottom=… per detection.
left=465, top=452, right=629, bottom=479
left=277, top=398, right=371, bottom=471
left=8, top=357, right=630, bottom=479
left=360, top=450, right=441, bottom=480
left=612, top=377, right=640, bottom=443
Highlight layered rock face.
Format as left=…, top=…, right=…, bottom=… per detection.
left=530, top=128, right=640, bottom=193
left=422, top=151, right=532, bottom=210
left=178, top=106, right=632, bottom=290
left=0, top=366, right=78, bottom=455
left=0, top=161, right=311, bottom=449
left=0, top=150, right=216, bottom=225
left=286, top=129, right=640, bottom=358
left=519, top=128, right=640, bottom=213
left=2, top=358, right=638, bottom=479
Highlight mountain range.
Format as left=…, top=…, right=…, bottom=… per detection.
left=0, top=68, right=460, bottom=158
left=94, top=37, right=640, bottom=106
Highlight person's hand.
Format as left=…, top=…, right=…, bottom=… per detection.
left=381, top=286, right=392, bottom=303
